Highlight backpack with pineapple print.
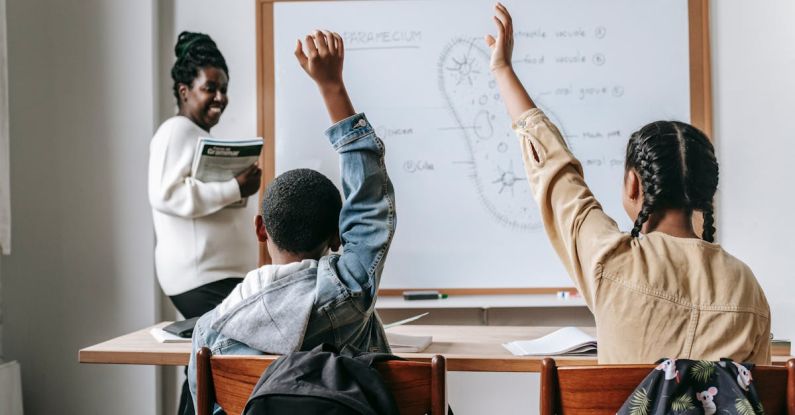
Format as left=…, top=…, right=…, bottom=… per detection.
left=617, top=358, right=765, bottom=415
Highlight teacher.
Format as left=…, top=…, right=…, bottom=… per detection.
left=148, top=31, right=261, bottom=414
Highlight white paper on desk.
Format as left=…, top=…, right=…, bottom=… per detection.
left=503, top=327, right=597, bottom=356
left=383, top=312, right=429, bottom=329
left=387, top=332, right=433, bottom=353
left=150, top=327, right=192, bottom=343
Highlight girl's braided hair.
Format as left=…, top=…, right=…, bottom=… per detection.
left=624, top=121, right=718, bottom=242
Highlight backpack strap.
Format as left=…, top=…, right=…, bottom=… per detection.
left=340, top=344, right=405, bottom=367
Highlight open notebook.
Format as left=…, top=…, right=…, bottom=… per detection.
left=503, top=327, right=597, bottom=356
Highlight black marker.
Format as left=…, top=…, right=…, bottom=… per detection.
left=403, top=290, right=449, bottom=300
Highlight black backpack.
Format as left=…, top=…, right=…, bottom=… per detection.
left=243, top=343, right=402, bottom=415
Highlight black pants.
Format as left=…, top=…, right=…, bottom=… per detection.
left=170, top=277, right=242, bottom=415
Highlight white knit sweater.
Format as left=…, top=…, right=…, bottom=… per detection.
left=148, top=116, right=257, bottom=295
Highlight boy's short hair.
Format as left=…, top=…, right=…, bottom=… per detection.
left=261, top=168, right=342, bottom=254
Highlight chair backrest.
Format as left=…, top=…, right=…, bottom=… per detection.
left=540, top=358, right=795, bottom=415
left=196, top=347, right=448, bottom=415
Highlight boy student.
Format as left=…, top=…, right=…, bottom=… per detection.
left=188, top=29, right=396, bottom=403
left=486, top=3, right=770, bottom=363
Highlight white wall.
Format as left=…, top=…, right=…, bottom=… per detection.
left=0, top=0, right=159, bottom=413
left=0, top=0, right=6, bottom=362
left=712, top=0, right=795, bottom=343
left=0, top=257, right=3, bottom=358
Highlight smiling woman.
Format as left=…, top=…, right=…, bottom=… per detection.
left=147, top=31, right=262, bottom=415
left=177, top=66, right=228, bottom=130
left=172, top=33, right=230, bottom=131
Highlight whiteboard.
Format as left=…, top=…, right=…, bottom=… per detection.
left=272, top=0, right=691, bottom=289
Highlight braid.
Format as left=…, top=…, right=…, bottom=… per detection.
left=171, top=31, right=229, bottom=105
left=701, top=205, right=716, bottom=243
left=625, top=121, right=718, bottom=241
left=678, top=121, right=719, bottom=242
left=631, top=201, right=653, bottom=238
left=626, top=123, right=675, bottom=237
left=629, top=143, right=661, bottom=237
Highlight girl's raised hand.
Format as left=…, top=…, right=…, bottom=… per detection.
left=295, top=30, right=345, bottom=89
left=484, top=2, right=514, bottom=72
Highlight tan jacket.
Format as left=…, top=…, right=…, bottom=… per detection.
left=514, top=109, right=771, bottom=364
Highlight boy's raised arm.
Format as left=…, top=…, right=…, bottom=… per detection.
left=297, top=31, right=396, bottom=293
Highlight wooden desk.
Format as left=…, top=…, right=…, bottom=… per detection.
left=80, top=322, right=189, bottom=366
left=79, top=323, right=792, bottom=372
left=79, top=323, right=596, bottom=371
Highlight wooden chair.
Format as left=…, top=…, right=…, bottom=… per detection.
left=540, top=358, right=795, bottom=415
left=196, top=347, right=448, bottom=415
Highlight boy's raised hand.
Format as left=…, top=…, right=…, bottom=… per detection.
left=484, top=2, right=514, bottom=72
left=295, top=30, right=355, bottom=123
left=295, top=30, right=345, bottom=89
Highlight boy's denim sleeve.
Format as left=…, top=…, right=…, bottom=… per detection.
left=324, top=113, right=396, bottom=294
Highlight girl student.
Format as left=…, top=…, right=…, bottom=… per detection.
left=485, top=3, right=770, bottom=363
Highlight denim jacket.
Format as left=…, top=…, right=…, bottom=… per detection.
left=188, top=113, right=396, bottom=404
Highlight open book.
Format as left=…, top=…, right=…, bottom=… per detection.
left=503, top=327, right=597, bottom=356
left=191, top=137, right=264, bottom=207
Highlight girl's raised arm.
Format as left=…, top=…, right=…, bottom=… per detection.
left=485, top=2, right=536, bottom=122
left=485, top=3, right=625, bottom=305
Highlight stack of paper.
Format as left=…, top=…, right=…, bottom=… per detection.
left=772, top=338, right=791, bottom=356
left=150, top=327, right=192, bottom=343
left=383, top=312, right=429, bottom=329
left=384, top=312, right=432, bottom=353
left=387, top=332, right=433, bottom=353
left=503, top=327, right=597, bottom=356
